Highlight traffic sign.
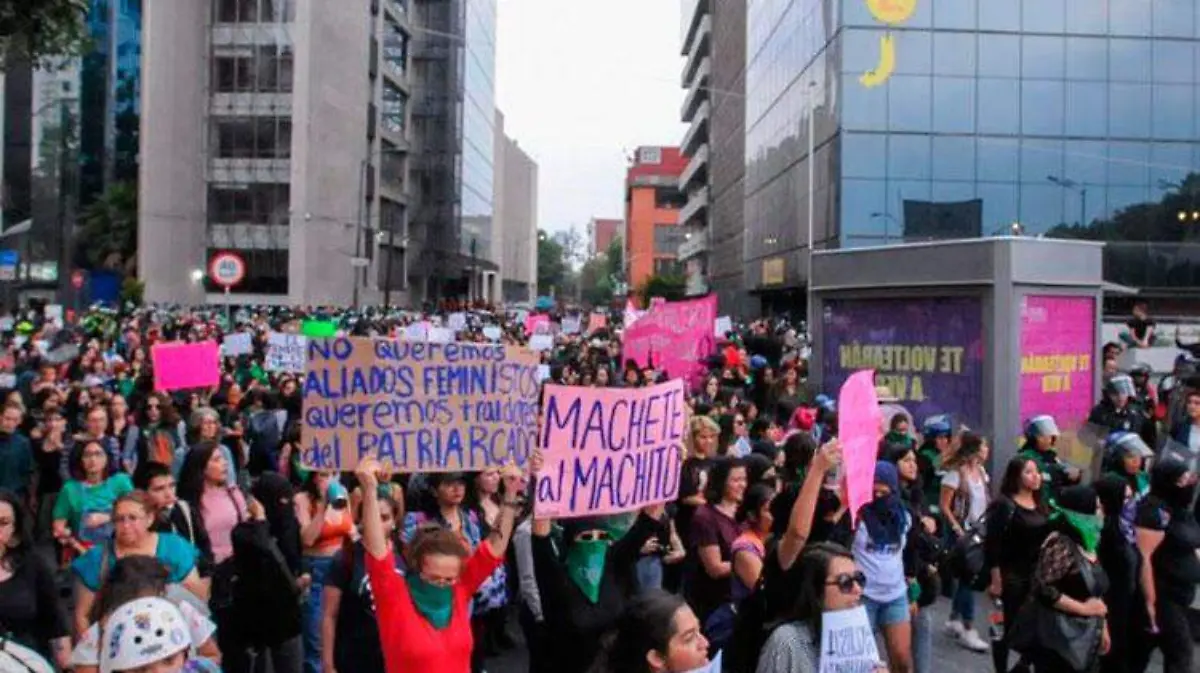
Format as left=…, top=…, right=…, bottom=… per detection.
left=208, top=252, right=247, bottom=288
left=71, top=270, right=86, bottom=290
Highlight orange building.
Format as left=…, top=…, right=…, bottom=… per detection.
left=625, top=146, right=689, bottom=291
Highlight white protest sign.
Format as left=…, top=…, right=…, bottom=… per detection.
left=428, top=327, right=453, bottom=344
left=536, top=364, right=551, bottom=382
left=529, top=334, right=553, bottom=351
left=405, top=322, right=429, bottom=341
left=819, top=605, right=881, bottom=673
left=222, top=332, right=253, bottom=356
left=447, top=313, right=467, bottom=331
left=714, top=316, right=732, bottom=338
left=266, top=332, right=307, bottom=373
left=561, top=315, right=581, bottom=335
left=483, top=326, right=502, bottom=341
left=44, top=305, right=63, bottom=327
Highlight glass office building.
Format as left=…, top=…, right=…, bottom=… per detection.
left=746, top=0, right=1200, bottom=306
left=461, top=0, right=497, bottom=266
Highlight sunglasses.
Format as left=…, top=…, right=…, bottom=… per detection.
left=826, top=571, right=867, bottom=594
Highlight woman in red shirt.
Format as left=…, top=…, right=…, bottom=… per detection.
left=355, top=456, right=526, bottom=673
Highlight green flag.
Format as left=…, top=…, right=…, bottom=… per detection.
left=301, top=320, right=337, bottom=338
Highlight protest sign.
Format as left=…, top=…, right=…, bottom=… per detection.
left=428, top=327, right=453, bottom=344
left=587, top=312, right=607, bottom=333
left=404, top=322, right=429, bottom=341
left=529, top=334, right=553, bottom=351
left=622, top=296, right=717, bottom=382
left=714, top=316, right=732, bottom=338
left=302, top=320, right=338, bottom=338
left=819, top=605, right=881, bottom=673
left=152, top=341, right=220, bottom=392
left=536, top=364, right=551, bottom=382
left=525, top=313, right=550, bottom=336
left=535, top=378, right=687, bottom=519
left=483, top=326, right=502, bottom=341
left=222, top=332, right=253, bottom=356
left=266, top=332, right=307, bottom=373
left=561, top=315, right=581, bottom=335
left=838, top=370, right=880, bottom=526
left=301, top=337, right=540, bottom=472
left=447, top=313, right=467, bottom=331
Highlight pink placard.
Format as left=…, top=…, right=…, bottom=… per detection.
left=535, top=379, right=687, bottom=518
left=1019, top=296, right=1096, bottom=465
left=622, top=295, right=717, bottom=382
left=587, top=312, right=608, bottom=334
left=152, top=341, right=220, bottom=392
left=525, top=313, right=550, bottom=337
left=838, top=369, right=881, bottom=527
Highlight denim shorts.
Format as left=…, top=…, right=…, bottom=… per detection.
left=864, top=594, right=911, bottom=628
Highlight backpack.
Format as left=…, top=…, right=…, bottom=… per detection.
left=246, top=410, right=282, bottom=476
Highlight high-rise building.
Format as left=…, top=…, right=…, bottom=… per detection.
left=587, top=217, right=622, bottom=256
left=494, top=109, right=538, bottom=304
left=139, top=0, right=496, bottom=307
left=744, top=0, right=1200, bottom=312
left=678, top=0, right=746, bottom=310
left=625, top=146, right=688, bottom=291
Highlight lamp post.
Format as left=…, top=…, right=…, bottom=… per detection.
left=1047, top=175, right=1088, bottom=227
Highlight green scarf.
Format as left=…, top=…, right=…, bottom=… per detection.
left=406, top=575, right=453, bottom=629
left=565, top=540, right=608, bottom=603
left=1057, top=508, right=1102, bottom=554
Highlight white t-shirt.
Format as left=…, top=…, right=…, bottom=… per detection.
left=941, top=468, right=990, bottom=523
left=69, top=599, right=216, bottom=668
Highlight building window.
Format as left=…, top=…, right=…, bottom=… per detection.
left=654, top=187, right=686, bottom=209
left=215, top=0, right=293, bottom=23
left=653, top=223, right=688, bottom=255
left=383, top=19, right=408, bottom=77
left=208, top=183, right=290, bottom=224
left=654, top=258, right=683, bottom=276
left=213, top=47, right=293, bottom=93
left=381, top=83, right=407, bottom=134
left=380, top=198, right=406, bottom=234
left=214, top=117, right=293, bottom=159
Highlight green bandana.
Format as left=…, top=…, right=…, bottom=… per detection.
left=406, top=575, right=453, bottom=629
left=565, top=540, right=608, bottom=603
left=1057, top=508, right=1102, bottom=554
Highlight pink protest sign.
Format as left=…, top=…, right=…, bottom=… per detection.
left=587, top=312, right=608, bottom=334
left=151, top=341, right=220, bottom=392
left=622, top=295, right=717, bottom=382
left=838, top=369, right=881, bottom=527
left=535, top=378, right=687, bottom=518
left=1019, top=295, right=1096, bottom=465
left=525, top=313, right=550, bottom=336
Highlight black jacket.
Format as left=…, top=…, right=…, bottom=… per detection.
left=229, top=520, right=302, bottom=646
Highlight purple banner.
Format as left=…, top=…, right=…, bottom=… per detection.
left=821, top=297, right=985, bottom=429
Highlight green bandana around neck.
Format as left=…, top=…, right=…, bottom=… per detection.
left=1057, top=508, right=1102, bottom=554
left=565, top=539, right=609, bottom=603
left=406, top=575, right=453, bottom=629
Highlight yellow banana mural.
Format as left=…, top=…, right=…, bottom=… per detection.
left=859, top=0, right=915, bottom=88
left=859, top=34, right=895, bottom=88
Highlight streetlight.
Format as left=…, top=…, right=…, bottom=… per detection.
left=1046, top=175, right=1088, bottom=226
left=1177, top=210, right=1200, bottom=222
left=869, top=212, right=899, bottom=242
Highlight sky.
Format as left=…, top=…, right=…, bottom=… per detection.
left=496, top=0, right=687, bottom=237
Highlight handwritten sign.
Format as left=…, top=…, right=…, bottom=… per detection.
left=266, top=332, right=307, bottom=373
left=714, top=316, right=732, bottom=338
left=525, top=313, right=550, bottom=336
left=529, top=334, right=553, bottom=351
left=819, top=605, right=881, bottom=673
left=152, top=341, right=220, bottom=392
left=561, top=315, right=581, bottom=335
left=587, top=312, right=608, bottom=333
left=535, top=379, right=686, bottom=518
left=301, top=338, right=540, bottom=472
left=622, top=296, right=717, bottom=382
left=838, top=370, right=880, bottom=527
left=222, top=332, right=253, bottom=356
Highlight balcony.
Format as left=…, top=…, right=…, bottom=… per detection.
left=681, top=63, right=710, bottom=122
left=680, top=0, right=711, bottom=55
left=678, top=227, right=709, bottom=260
left=679, top=144, right=709, bottom=193
left=681, top=102, right=709, bottom=156
left=681, top=17, right=711, bottom=86
left=679, top=186, right=709, bottom=228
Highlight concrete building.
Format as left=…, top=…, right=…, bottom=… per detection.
left=624, top=146, right=688, bottom=290
left=588, top=217, right=622, bottom=257
left=678, top=0, right=746, bottom=309
left=744, top=0, right=1200, bottom=315
left=139, top=0, right=497, bottom=307
left=493, top=110, right=538, bottom=304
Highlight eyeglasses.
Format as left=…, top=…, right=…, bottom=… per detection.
left=826, top=571, right=867, bottom=594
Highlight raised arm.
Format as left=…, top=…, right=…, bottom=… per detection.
left=778, top=439, right=841, bottom=571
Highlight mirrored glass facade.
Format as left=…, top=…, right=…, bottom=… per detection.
left=461, top=0, right=496, bottom=263
left=746, top=0, right=1200, bottom=294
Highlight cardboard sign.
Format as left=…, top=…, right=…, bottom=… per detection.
left=818, top=605, right=881, bottom=673
left=587, top=312, right=608, bottom=333
left=838, top=370, right=880, bottom=526
left=622, top=296, right=717, bottom=382
left=152, top=341, right=220, bottom=392
left=714, top=316, right=732, bottom=338
left=561, top=315, right=581, bottom=335
left=300, top=337, right=540, bottom=472
left=222, top=332, right=253, bottom=356
left=266, top=332, right=307, bottom=373
left=302, top=320, right=337, bottom=338
left=535, top=379, right=687, bottom=518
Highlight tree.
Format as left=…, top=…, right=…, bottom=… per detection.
left=604, top=236, right=623, bottom=279
left=579, top=256, right=613, bottom=307
left=637, top=272, right=686, bottom=305
left=79, top=181, right=137, bottom=273
left=1, top=0, right=89, bottom=67
left=537, top=229, right=566, bottom=296
left=1046, top=172, right=1200, bottom=243
left=120, top=276, right=144, bottom=307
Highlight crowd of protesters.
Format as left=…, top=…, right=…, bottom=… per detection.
left=0, top=300, right=1192, bottom=673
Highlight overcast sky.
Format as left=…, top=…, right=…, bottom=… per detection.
left=495, top=0, right=686, bottom=236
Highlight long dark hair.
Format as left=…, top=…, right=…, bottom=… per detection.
left=784, top=542, right=855, bottom=638
left=176, top=440, right=229, bottom=535
left=0, top=489, right=33, bottom=573
left=999, top=456, right=1048, bottom=514
left=594, top=589, right=692, bottom=673
left=89, top=555, right=169, bottom=624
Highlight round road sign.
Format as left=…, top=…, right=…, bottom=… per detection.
left=208, top=252, right=247, bottom=288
